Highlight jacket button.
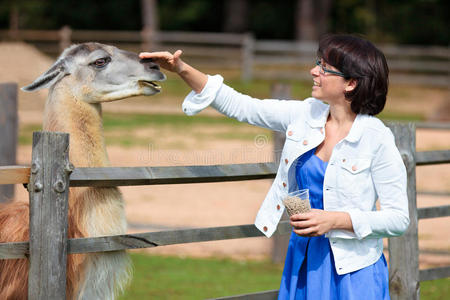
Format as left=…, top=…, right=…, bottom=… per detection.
left=263, top=226, right=268, bottom=232
left=277, top=204, right=281, bottom=210
left=342, top=158, right=346, bottom=163
left=282, top=182, right=287, bottom=187
left=303, top=140, right=308, bottom=145
left=352, top=165, right=357, bottom=171
left=284, top=158, right=288, bottom=164
left=288, top=131, right=293, bottom=136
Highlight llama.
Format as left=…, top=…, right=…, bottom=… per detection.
left=0, top=42, right=165, bottom=299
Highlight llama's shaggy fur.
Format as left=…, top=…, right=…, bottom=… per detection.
left=0, top=43, right=165, bottom=299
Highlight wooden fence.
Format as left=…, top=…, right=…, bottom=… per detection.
left=1, top=28, right=448, bottom=86
left=0, top=125, right=449, bottom=299
left=0, top=83, right=17, bottom=203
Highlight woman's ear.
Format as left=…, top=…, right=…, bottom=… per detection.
left=344, top=79, right=357, bottom=93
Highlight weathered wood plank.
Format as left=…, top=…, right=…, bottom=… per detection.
left=416, top=150, right=450, bottom=166
left=68, top=221, right=292, bottom=254
left=418, top=205, right=450, bottom=219
left=213, top=289, right=278, bottom=300
left=0, top=83, right=18, bottom=203
left=0, top=221, right=292, bottom=259
left=69, top=163, right=277, bottom=187
left=0, top=241, right=28, bottom=259
left=0, top=149, right=446, bottom=186
left=387, top=123, right=420, bottom=300
left=28, top=132, right=72, bottom=300
left=415, top=122, right=450, bottom=130
left=419, top=266, right=450, bottom=282
left=0, top=166, right=30, bottom=185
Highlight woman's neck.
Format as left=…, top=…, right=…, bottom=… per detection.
left=328, top=102, right=356, bottom=127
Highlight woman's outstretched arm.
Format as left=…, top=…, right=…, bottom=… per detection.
left=139, top=50, right=207, bottom=93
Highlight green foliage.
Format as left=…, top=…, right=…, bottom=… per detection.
left=159, top=0, right=223, bottom=32
left=0, top=0, right=447, bottom=45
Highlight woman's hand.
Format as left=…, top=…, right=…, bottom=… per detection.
left=290, top=209, right=353, bottom=237
left=139, top=50, right=185, bottom=73
left=140, top=49, right=207, bottom=93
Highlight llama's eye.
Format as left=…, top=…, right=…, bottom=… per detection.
left=91, top=57, right=110, bottom=68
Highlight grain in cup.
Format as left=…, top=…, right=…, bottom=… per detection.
left=282, top=189, right=310, bottom=217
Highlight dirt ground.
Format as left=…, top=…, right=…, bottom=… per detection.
left=3, top=42, right=450, bottom=268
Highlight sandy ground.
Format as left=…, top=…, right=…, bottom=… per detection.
left=3, top=42, right=450, bottom=268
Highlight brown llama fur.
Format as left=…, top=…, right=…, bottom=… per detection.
left=0, top=201, right=85, bottom=299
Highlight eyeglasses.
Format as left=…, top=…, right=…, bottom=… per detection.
left=315, top=58, right=347, bottom=77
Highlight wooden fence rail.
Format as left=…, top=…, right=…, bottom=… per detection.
left=0, top=124, right=449, bottom=299
left=1, top=28, right=448, bottom=86
left=0, top=148, right=448, bottom=187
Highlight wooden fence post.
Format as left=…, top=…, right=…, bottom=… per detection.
left=0, top=83, right=18, bottom=203
left=28, top=131, right=72, bottom=299
left=387, top=123, right=419, bottom=300
left=271, top=83, right=291, bottom=264
left=241, top=33, right=254, bottom=81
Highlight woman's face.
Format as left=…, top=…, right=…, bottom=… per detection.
left=310, top=58, right=350, bottom=103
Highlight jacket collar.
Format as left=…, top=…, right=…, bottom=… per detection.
left=305, top=99, right=329, bottom=128
left=344, top=114, right=365, bottom=143
left=305, top=99, right=365, bottom=143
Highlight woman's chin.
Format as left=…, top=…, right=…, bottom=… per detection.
left=311, top=90, right=321, bottom=99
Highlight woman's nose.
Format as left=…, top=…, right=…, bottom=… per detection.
left=310, top=65, right=320, bottom=77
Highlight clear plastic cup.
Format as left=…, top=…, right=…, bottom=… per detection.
left=282, top=189, right=310, bottom=217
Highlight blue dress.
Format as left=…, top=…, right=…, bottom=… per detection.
left=278, top=148, right=390, bottom=300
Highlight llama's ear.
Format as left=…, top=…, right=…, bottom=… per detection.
left=22, top=59, right=70, bottom=92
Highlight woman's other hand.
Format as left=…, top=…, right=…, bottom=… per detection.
left=290, top=209, right=353, bottom=237
left=139, top=50, right=184, bottom=73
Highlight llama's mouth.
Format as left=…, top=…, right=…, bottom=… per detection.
left=139, top=80, right=161, bottom=90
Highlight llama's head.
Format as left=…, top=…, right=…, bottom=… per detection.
left=22, top=42, right=166, bottom=103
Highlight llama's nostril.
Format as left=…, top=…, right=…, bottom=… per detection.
left=148, top=64, right=160, bottom=71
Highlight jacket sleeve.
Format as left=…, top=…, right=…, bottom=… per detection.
left=344, top=129, right=410, bottom=240
left=182, top=74, right=306, bottom=132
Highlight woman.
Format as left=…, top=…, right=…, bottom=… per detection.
left=140, top=34, right=409, bottom=299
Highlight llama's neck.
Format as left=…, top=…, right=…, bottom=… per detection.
left=43, top=87, right=110, bottom=168
left=44, top=86, right=127, bottom=239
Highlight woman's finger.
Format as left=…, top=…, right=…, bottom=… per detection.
left=139, top=51, right=173, bottom=59
left=294, top=226, right=318, bottom=236
left=290, top=212, right=312, bottom=221
left=173, top=49, right=183, bottom=59
left=291, top=220, right=313, bottom=229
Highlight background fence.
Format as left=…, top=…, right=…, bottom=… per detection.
left=0, top=123, right=449, bottom=299
left=1, top=27, right=448, bottom=86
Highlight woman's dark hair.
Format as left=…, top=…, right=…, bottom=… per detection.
left=317, top=34, right=389, bottom=115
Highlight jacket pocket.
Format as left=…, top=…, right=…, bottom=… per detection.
left=285, top=124, right=304, bottom=142
left=336, top=158, right=372, bottom=198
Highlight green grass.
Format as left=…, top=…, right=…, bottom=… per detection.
left=119, top=253, right=283, bottom=300
left=102, top=112, right=244, bottom=129
left=378, top=111, right=425, bottom=122
left=119, top=253, right=449, bottom=300
left=421, top=278, right=450, bottom=300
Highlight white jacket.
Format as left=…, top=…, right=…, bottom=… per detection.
left=182, top=75, right=410, bottom=274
